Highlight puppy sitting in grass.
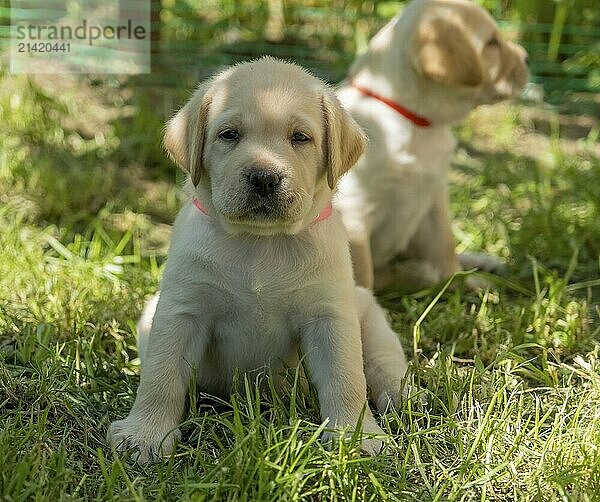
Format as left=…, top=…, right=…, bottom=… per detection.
left=107, top=58, right=410, bottom=463
left=335, top=0, right=529, bottom=290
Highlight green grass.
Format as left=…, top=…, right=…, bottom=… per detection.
left=1, top=68, right=599, bottom=500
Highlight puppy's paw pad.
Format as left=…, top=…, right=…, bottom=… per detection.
left=107, top=419, right=180, bottom=465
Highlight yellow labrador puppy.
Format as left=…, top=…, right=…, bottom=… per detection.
left=107, top=58, right=409, bottom=463
left=335, top=0, right=529, bottom=290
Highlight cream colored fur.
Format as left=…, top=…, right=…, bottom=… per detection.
left=107, top=58, right=410, bottom=463
left=335, top=0, right=529, bottom=290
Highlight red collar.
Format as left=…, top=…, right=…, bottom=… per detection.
left=193, top=198, right=333, bottom=224
left=348, top=78, right=431, bottom=127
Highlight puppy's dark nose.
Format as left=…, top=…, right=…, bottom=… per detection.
left=248, top=170, right=282, bottom=196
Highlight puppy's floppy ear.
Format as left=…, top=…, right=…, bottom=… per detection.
left=410, top=16, right=483, bottom=87
left=321, top=90, right=367, bottom=189
left=164, top=81, right=213, bottom=187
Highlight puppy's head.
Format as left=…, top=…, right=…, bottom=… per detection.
left=409, top=0, right=529, bottom=103
left=164, top=57, right=366, bottom=235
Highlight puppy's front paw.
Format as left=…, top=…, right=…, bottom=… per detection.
left=321, top=419, right=387, bottom=456
left=359, top=418, right=387, bottom=455
left=359, top=434, right=387, bottom=455
left=107, top=417, right=180, bottom=464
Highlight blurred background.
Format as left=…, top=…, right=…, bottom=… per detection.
left=147, top=0, right=600, bottom=94
left=1, top=0, right=598, bottom=220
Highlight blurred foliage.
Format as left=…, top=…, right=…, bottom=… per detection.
left=0, top=1, right=597, bottom=96
left=491, top=0, right=600, bottom=96
left=155, top=0, right=395, bottom=82
left=0, top=69, right=180, bottom=251
left=149, top=0, right=600, bottom=98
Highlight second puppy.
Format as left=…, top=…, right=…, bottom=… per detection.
left=107, top=58, right=410, bottom=463
left=335, top=0, right=529, bottom=290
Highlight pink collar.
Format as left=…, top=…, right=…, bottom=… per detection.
left=193, top=197, right=333, bottom=224
left=348, top=77, right=432, bottom=128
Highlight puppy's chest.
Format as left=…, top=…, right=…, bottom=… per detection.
left=209, top=248, right=315, bottom=357
left=179, top=221, right=347, bottom=345
left=368, top=127, right=456, bottom=262
left=395, top=126, right=455, bottom=175
left=370, top=128, right=454, bottom=218
left=206, top=235, right=325, bottom=323
left=224, top=237, right=321, bottom=292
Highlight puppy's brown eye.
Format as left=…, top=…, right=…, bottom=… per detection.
left=292, top=132, right=311, bottom=144
left=219, top=129, right=240, bottom=141
left=486, top=35, right=500, bottom=47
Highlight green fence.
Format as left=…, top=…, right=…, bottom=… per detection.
left=2, top=0, right=599, bottom=99
left=155, top=0, right=599, bottom=96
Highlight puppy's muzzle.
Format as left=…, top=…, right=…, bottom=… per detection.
left=246, top=168, right=283, bottom=197
left=229, top=166, right=300, bottom=225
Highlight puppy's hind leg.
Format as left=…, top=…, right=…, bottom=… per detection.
left=348, top=231, right=375, bottom=290
left=355, top=287, right=410, bottom=413
left=136, top=292, right=160, bottom=364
